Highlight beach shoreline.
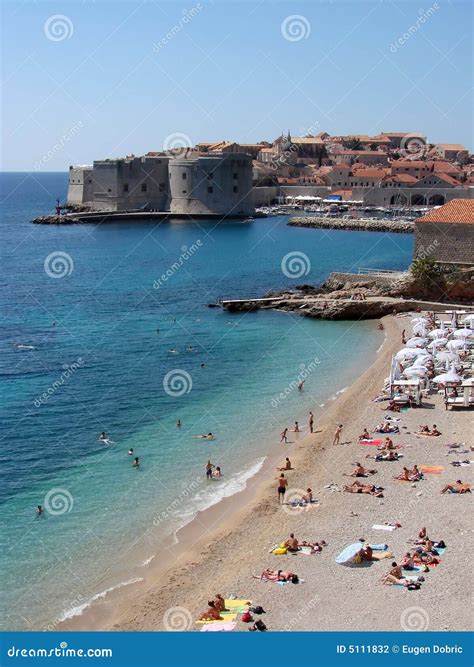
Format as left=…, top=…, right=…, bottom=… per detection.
left=60, top=312, right=473, bottom=632
left=59, top=316, right=392, bottom=631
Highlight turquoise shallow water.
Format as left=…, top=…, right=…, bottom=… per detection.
left=0, top=173, right=413, bottom=629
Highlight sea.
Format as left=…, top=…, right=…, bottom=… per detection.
left=0, top=172, right=414, bottom=630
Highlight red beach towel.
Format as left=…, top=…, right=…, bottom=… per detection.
left=359, top=439, right=384, bottom=446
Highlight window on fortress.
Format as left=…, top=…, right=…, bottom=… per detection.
left=123, top=184, right=129, bottom=192
left=107, top=188, right=112, bottom=192
left=208, top=186, right=213, bottom=193
left=182, top=190, right=187, bottom=194
left=233, top=186, right=238, bottom=193
left=88, top=179, right=92, bottom=183
left=182, top=172, right=187, bottom=180
left=141, top=183, right=147, bottom=192
left=233, top=172, right=238, bottom=179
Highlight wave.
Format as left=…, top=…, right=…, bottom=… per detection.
left=58, top=577, right=144, bottom=621
left=172, top=457, right=266, bottom=543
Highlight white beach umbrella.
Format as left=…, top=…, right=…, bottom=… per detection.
left=446, top=340, right=469, bottom=351
left=412, top=322, right=427, bottom=334
left=411, top=354, right=432, bottom=367
left=406, top=337, right=428, bottom=348
left=453, top=328, right=473, bottom=339
left=411, top=317, right=429, bottom=323
left=432, top=365, right=462, bottom=385
left=435, top=351, right=459, bottom=364
left=427, top=338, right=448, bottom=350
left=462, top=314, right=474, bottom=325
left=405, top=366, right=428, bottom=377
left=395, top=348, right=425, bottom=360
left=427, top=328, right=448, bottom=339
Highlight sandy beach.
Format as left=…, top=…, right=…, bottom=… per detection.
left=64, top=313, right=473, bottom=633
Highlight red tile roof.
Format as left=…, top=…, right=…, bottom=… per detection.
left=417, top=199, right=474, bottom=225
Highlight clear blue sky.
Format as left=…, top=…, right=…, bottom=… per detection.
left=1, top=0, right=472, bottom=171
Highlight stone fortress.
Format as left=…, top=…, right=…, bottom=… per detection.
left=68, top=151, right=254, bottom=217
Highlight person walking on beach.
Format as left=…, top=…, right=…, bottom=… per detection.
left=277, top=473, right=288, bottom=503
left=309, top=412, right=314, bottom=434
left=280, top=428, right=288, bottom=443
left=206, top=460, right=215, bottom=479
left=333, top=424, right=343, bottom=446
left=294, top=421, right=300, bottom=433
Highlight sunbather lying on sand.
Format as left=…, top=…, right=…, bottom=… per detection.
left=343, top=481, right=383, bottom=497
left=257, top=569, right=298, bottom=583
left=373, top=450, right=399, bottom=462
left=299, top=540, right=327, bottom=553
left=375, top=423, right=399, bottom=434
left=416, top=424, right=441, bottom=436
left=199, top=600, right=223, bottom=621
left=386, top=401, right=401, bottom=413
left=400, top=552, right=416, bottom=570
left=441, top=480, right=471, bottom=494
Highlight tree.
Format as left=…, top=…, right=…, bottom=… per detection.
left=410, top=257, right=446, bottom=299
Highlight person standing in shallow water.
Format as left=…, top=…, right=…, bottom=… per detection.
left=309, top=412, right=314, bottom=434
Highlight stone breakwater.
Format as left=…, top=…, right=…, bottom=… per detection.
left=288, top=216, right=414, bottom=233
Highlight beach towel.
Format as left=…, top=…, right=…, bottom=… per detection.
left=196, top=612, right=237, bottom=625
left=419, top=465, right=444, bottom=475
left=371, top=551, right=393, bottom=561
left=372, top=524, right=397, bottom=531
left=224, top=599, right=252, bottom=612
left=359, top=439, right=384, bottom=446
left=200, top=622, right=237, bottom=632
left=370, top=543, right=388, bottom=551
left=284, top=499, right=319, bottom=508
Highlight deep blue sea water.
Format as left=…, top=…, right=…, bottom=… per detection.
left=0, top=173, right=413, bottom=629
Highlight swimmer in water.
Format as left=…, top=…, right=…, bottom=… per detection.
left=133, top=457, right=140, bottom=468
left=194, top=433, right=214, bottom=440
left=213, top=466, right=222, bottom=478
left=128, top=448, right=134, bottom=456
left=187, top=346, right=193, bottom=352
left=201, top=363, right=207, bottom=368
left=99, top=432, right=108, bottom=441
left=168, top=349, right=179, bottom=354
left=298, top=380, right=305, bottom=391
left=36, top=505, right=43, bottom=516
left=176, top=419, right=182, bottom=428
